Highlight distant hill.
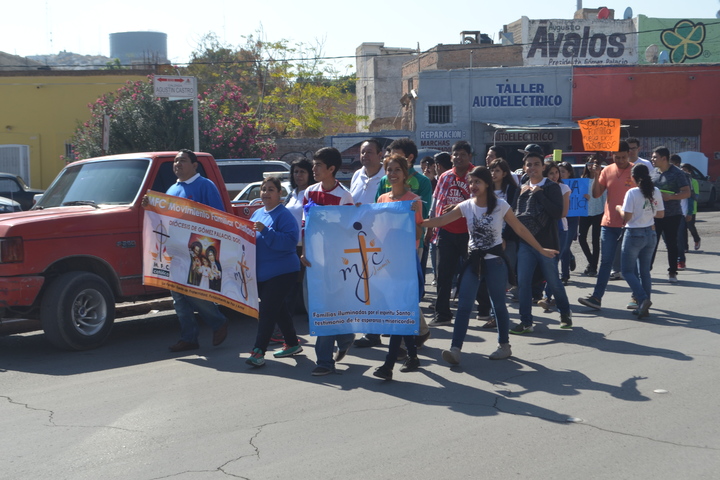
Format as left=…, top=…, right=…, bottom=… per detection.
left=27, top=51, right=114, bottom=70
left=0, top=51, right=44, bottom=71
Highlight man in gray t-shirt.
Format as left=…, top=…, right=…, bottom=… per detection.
left=650, top=146, right=691, bottom=282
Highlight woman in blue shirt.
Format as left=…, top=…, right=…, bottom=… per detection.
left=246, top=177, right=303, bottom=366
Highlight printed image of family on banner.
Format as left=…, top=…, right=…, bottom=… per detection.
left=305, top=202, right=421, bottom=337
left=142, top=191, right=259, bottom=318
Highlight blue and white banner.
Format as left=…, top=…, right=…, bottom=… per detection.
left=305, top=202, right=420, bottom=336
left=566, top=178, right=591, bottom=217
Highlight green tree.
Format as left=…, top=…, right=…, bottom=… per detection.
left=186, top=32, right=360, bottom=137
left=71, top=77, right=275, bottom=160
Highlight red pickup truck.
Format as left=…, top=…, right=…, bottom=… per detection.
left=0, top=152, right=258, bottom=350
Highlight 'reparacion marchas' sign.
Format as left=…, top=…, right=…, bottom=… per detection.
left=523, top=18, right=638, bottom=66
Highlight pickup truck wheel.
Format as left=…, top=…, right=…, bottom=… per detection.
left=41, top=272, right=115, bottom=350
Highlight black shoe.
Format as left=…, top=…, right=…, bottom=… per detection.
left=429, top=315, right=452, bottom=327
left=334, top=346, right=351, bottom=363
left=396, top=346, right=408, bottom=361
left=169, top=340, right=200, bottom=352
left=373, top=365, right=393, bottom=380
left=570, top=254, right=576, bottom=272
left=415, top=331, right=431, bottom=348
left=400, top=356, right=420, bottom=372
left=353, top=334, right=382, bottom=348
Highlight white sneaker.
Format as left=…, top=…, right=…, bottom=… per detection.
left=489, top=343, right=512, bottom=360
left=442, top=346, right=461, bottom=365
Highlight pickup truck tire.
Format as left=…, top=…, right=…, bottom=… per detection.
left=41, top=272, right=116, bottom=350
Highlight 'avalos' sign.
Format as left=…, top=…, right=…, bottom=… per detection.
left=523, top=18, right=638, bottom=66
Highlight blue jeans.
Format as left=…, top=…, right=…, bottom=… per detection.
left=452, top=257, right=510, bottom=348
left=171, top=291, right=227, bottom=344
left=517, top=242, right=571, bottom=326
left=621, top=227, right=657, bottom=303
left=592, top=226, right=624, bottom=300
left=315, top=334, right=356, bottom=370
left=545, top=228, right=568, bottom=299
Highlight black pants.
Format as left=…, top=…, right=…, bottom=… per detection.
left=687, top=214, right=701, bottom=243
left=652, top=214, right=682, bottom=275
left=435, top=230, right=469, bottom=320
left=384, top=335, right=418, bottom=368
left=254, top=271, right=300, bottom=353
left=579, top=214, right=602, bottom=270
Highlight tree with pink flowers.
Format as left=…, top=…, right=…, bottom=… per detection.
left=71, top=76, right=275, bottom=160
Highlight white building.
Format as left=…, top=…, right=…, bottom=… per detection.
left=355, top=43, right=416, bottom=131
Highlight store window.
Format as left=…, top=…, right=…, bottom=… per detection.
left=428, top=105, right=452, bottom=124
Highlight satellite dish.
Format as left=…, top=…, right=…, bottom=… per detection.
left=645, top=44, right=659, bottom=63
left=624, top=7, right=633, bottom=19
left=658, top=50, right=670, bottom=64
left=463, top=36, right=478, bottom=44
left=598, top=7, right=610, bottom=19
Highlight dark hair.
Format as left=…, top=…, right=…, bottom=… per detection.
left=434, top=152, right=452, bottom=170
left=261, top=176, right=282, bottom=192
left=452, top=140, right=472, bottom=156
left=669, top=154, right=682, bottom=165
left=543, top=161, right=561, bottom=181
left=488, top=145, right=506, bottom=158
left=631, top=164, right=656, bottom=209
left=383, top=154, right=410, bottom=187
left=582, top=154, right=604, bottom=178
left=313, top=147, right=343, bottom=176
left=524, top=152, right=544, bottom=164
left=653, top=146, right=670, bottom=160
left=625, top=137, right=640, bottom=147
left=558, top=161, right=575, bottom=179
left=290, top=158, right=315, bottom=190
left=468, top=166, right=497, bottom=215
left=618, top=140, right=630, bottom=153
left=362, top=138, right=384, bottom=154
left=206, top=245, right=218, bottom=260
left=190, top=241, right=202, bottom=252
left=178, top=149, right=198, bottom=163
left=420, top=156, right=435, bottom=166
left=387, top=138, right=418, bottom=164
left=680, top=163, right=693, bottom=172
left=488, top=158, right=516, bottom=190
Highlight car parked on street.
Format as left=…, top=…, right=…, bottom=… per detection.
left=0, top=173, right=44, bottom=210
left=682, top=163, right=716, bottom=208
left=232, top=180, right=291, bottom=204
left=216, top=159, right=290, bottom=199
left=0, top=196, right=22, bottom=213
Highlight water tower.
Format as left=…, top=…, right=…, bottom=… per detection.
left=110, top=31, right=168, bottom=66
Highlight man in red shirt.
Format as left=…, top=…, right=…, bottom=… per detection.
left=429, top=141, right=474, bottom=326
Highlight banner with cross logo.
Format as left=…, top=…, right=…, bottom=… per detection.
left=305, top=202, right=420, bottom=336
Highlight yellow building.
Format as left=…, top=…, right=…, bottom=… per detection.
left=0, top=69, right=154, bottom=188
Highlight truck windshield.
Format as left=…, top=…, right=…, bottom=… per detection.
left=35, top=159, right=149, bottom=208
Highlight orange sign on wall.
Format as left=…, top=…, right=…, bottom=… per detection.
left=577, top=118, right=621, bottom=151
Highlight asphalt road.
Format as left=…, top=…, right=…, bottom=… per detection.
left=2, top=212, right=719, bottom=480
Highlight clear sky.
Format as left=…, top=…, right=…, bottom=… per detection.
left=3, top=0, right=718, bottom=72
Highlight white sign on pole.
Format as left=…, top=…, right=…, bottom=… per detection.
left=153, top=76, right=197, bottom=98
left=152, top=75, right=200, bottom=151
